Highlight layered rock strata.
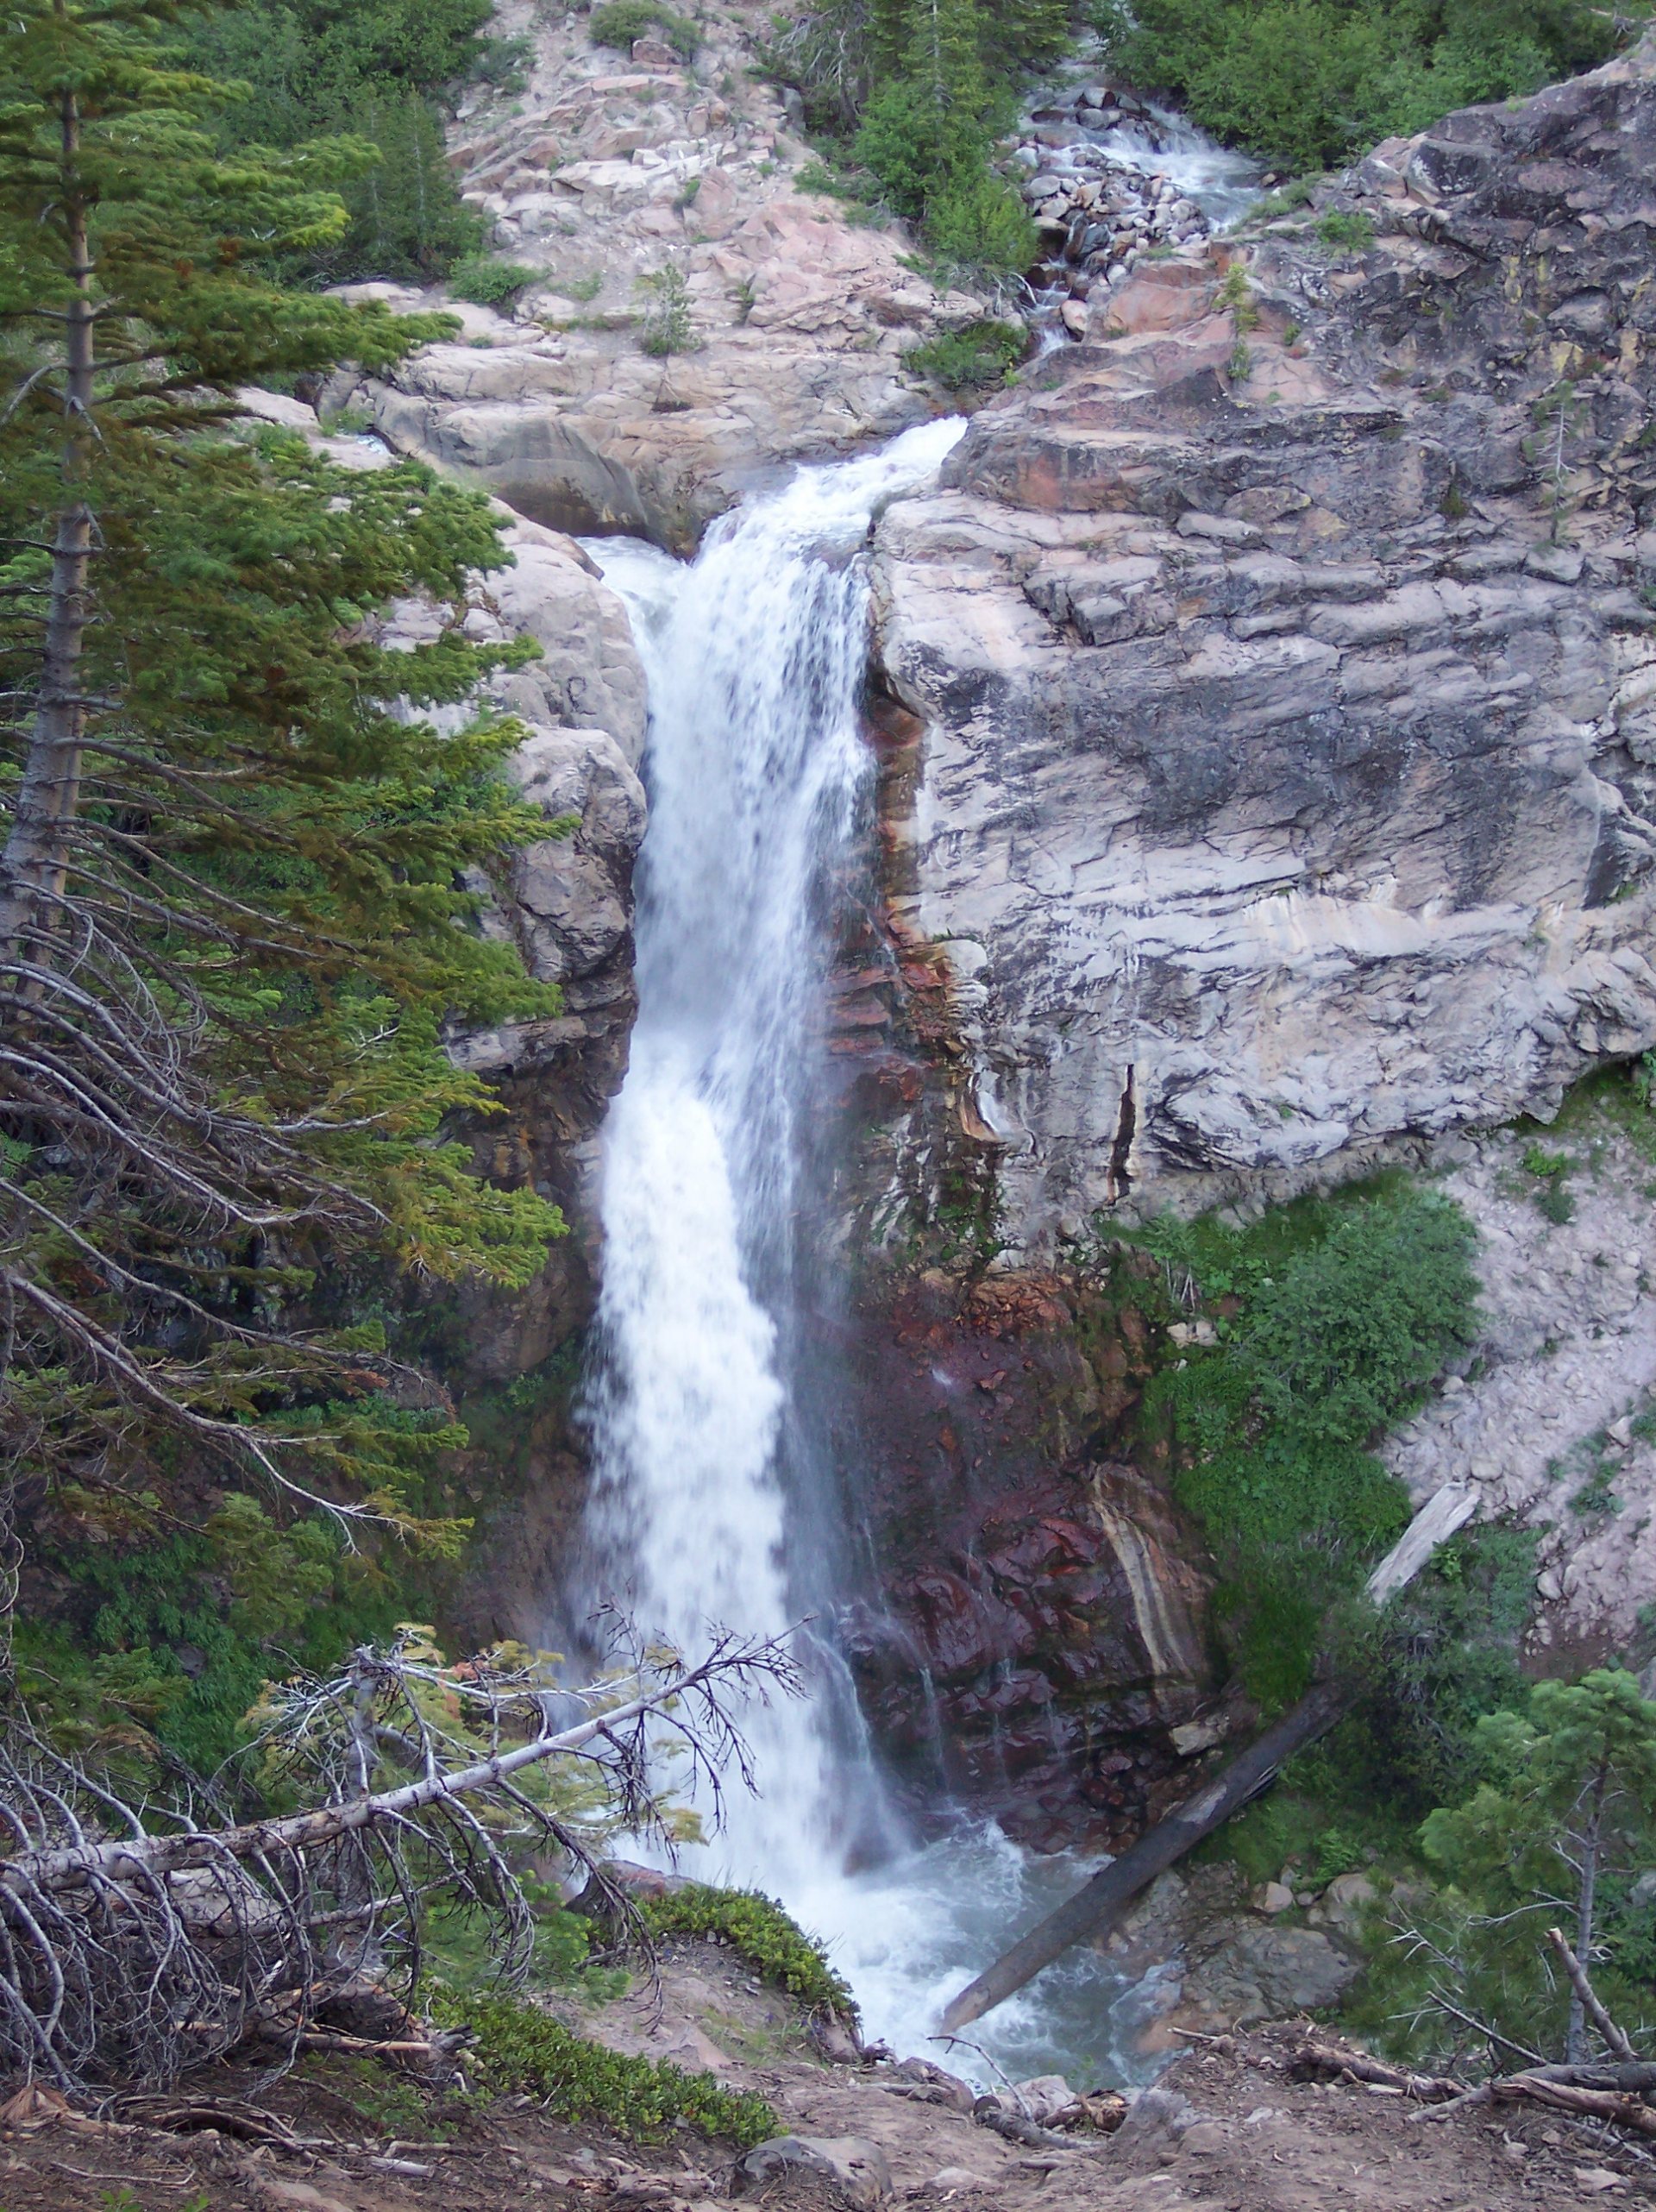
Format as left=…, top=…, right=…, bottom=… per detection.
left=873, top=39, right=1656, bottom=1252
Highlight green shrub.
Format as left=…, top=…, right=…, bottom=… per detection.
left=430, top=1991, right=777, bottom=2146
left=588, top=0, right=700, bottom=58
left=635, top=263, right=699, bottom=356
left=924, top=171, right=1037, bottom=276
left=853, top=78, right=984, bottom=222
left=637, top=1885, right=857, bottom=2022
left=448, top=255, right=536, bottom=305
left=1133, top=1181, right=1480, bottom=1702
left=1315, top=210, right=1376, bottom=253
left=905, top=319, right=1026, bottom=390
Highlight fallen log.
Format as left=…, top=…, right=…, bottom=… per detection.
left=939, top=1481, right=1477, bottom=2033
left=1286, top=2039, right=1464, bottom=2102
left=940, top=1679, right=1349, bottom=2033
left=1, top=1640, right=776, bottom=1899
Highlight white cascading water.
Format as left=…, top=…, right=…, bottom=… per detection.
left=577, top=422, right=1159, bottom=2083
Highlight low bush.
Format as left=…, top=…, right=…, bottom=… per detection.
left=637, top=1885, right=856, bottom=2022
left=924, top=171, right=1038, bottom=276
left=635, top=263, right=699, bottom=356
left=1132, top=1179, right=1480, bottom=1703
left=905, top=320, right=1026, bottom=390
left=430, top=1991, right=777, bottom=2145
left=1315, top=210, right=1376, bottom=253
left=588, top=0, right=700, bottom=58
left=448, top=255, right=536, bottom=305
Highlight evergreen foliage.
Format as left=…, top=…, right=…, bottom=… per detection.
left=1094, top=0, right=1639, bottom=173
left=1352, top=1670, right=1656, bottom=2069
left=588, top=1, right=702, bottom=59
left=0, top=1, right=563, bottom=1578
left=770, top=0, right=1067, bottom=277
left=184, top=0, right=514, bottom=280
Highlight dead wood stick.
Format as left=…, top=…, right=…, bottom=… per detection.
left=1546, top=1926, right=1640, bottom=2061
left=0, top=1644, right=768, bottom=1897
left=1490, top=2074, right=1656, bottom=2139
left=1287, top=2039, right=1464, bottom=2102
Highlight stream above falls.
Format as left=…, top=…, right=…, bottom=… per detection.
left=563, top=423, right=1163, bottom=2087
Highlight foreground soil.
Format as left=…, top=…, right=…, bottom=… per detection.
left=2, top=1951, right=1651, bottom=2212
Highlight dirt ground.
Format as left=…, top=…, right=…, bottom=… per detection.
left=2, top=1947, right=1652, bottom=2212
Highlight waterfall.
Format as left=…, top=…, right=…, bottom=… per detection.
left=575, top=423, right=1155, bottom=2082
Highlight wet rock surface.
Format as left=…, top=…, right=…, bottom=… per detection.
left=1011, top=79, right=1260, bottom=328
left=872, top=36, right=1656, bottom=1252
left=840, top=1265, right=1225, bottom=1851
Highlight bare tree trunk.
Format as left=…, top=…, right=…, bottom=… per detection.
left=1567, top=1764, right=1609, bottom=2064
left=940, top=1681, right=1349, bottom=2033
left=1547, top=1926, right=1637, bottom=2063
left=325, top=1648, right=386, bottom=1986
left=0, top=89, right=96, bottom=958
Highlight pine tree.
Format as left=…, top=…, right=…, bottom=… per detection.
left=0, top=0, right=563, bottom=1543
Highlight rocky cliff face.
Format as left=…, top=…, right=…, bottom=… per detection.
left=872, top=38, right=1656, bottom=1254
left=329, top=0, right=984, bottom=547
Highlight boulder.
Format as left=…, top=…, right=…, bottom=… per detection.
left=734, top=2135, right=892, bottom=2208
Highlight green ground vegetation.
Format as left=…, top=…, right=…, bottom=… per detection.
left=430, top=1990, right=779, bottom=2146
left=1094, top=0, right=1647, bottom=173
left=904, top=320, right=1029, bottom=390
left=636, top=1884, right=858, bottom=2023
left=1128, top=1178, right=1481, bottom=1704
left=448, top=255, right=537, bottom=305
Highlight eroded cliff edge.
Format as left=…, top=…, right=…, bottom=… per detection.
left=872, top=35, right=1656, bottom=1250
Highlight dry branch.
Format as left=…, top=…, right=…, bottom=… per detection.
left=0, top=1628, right=797, bottom=2091
left=1289, top=2036, right=1656, bottom=2141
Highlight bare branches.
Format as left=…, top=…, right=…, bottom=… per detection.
left=1291, top=2035, right=1656, bottom=2143
left=0, top=1627, right=800, bottom=2091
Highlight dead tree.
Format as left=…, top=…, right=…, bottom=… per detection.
left=0, top=1626, right=798, bottom=2091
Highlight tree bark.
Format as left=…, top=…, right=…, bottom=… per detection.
left=1567, top=1763, right=1609, bottom=2064
left=0, top=89, right=96, bottom=957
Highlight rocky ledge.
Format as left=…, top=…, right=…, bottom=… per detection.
left=328, top=0, right=982, bottom=547
left=872, top=35, right=1656, bottom=1252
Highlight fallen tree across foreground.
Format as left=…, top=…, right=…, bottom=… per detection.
left=0, top=1628, right=797, bottom=2092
